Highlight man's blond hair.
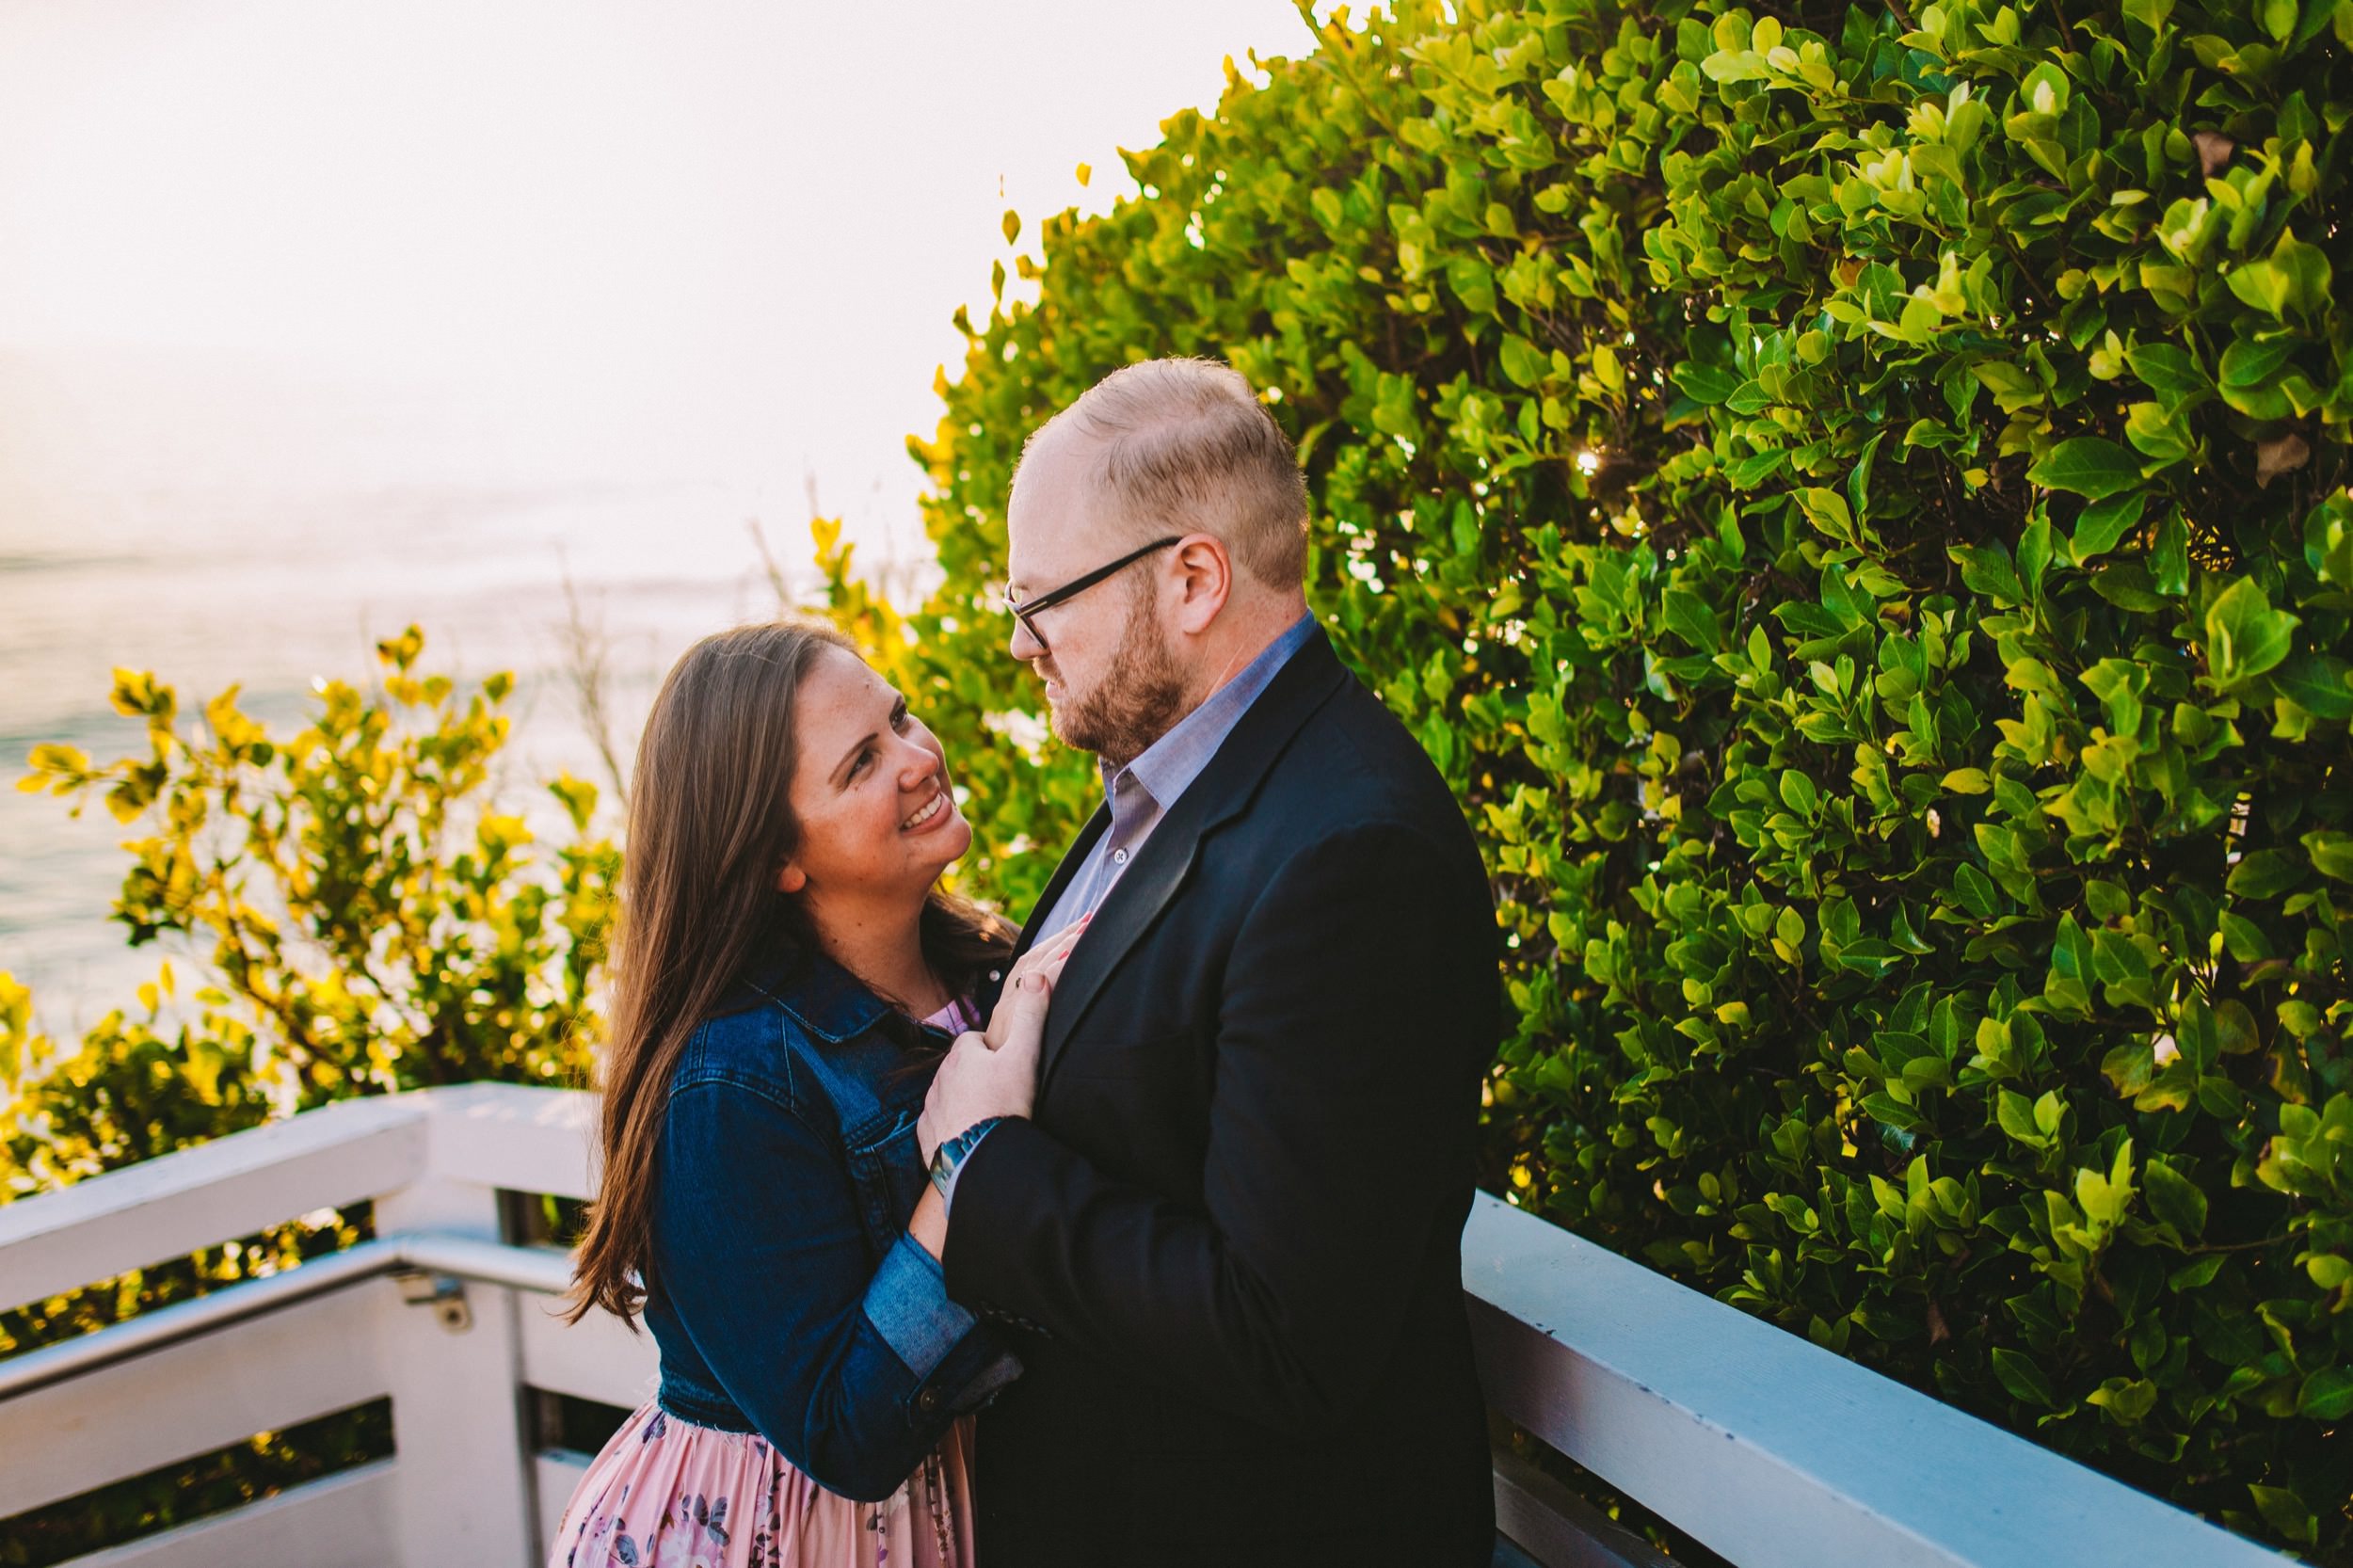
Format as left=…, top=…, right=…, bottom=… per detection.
left=1028, top=358, right=1309, bottom=590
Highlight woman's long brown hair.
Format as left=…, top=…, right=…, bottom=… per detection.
left=565, top=619, right=1011, bottom=1326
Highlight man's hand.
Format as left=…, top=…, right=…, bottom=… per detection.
left=919, top=923, right=1083, bottom=1163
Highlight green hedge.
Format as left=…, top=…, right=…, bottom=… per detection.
left=872, top=0, right=2353, bottom=1555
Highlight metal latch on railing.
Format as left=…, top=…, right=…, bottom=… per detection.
left=392, top=1268, right=472, bottom=1333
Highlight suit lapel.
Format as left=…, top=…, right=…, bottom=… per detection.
left=1034, top=630, right=1351, bottom=1091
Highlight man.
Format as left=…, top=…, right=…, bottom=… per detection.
left=920, top=358, right=1498, bottom=1566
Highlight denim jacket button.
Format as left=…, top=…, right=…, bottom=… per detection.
left=916, top=1385, right=941, bottom=1415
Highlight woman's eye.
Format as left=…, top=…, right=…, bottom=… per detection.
left=890, top=701, right=912, bottom=730
left=848, top=751, right=871, bottom=780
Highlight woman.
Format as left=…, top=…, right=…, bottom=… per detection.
left=552, top=619, right=1074, bottom=1568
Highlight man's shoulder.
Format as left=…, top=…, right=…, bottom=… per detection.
left=1258, top=664, right=1462, bottom=830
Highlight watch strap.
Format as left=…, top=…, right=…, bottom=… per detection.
left=929, top=1115, right=1004, bottom=1196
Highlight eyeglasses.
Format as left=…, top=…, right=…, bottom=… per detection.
left=1000, top=536, right=1183, bottom=656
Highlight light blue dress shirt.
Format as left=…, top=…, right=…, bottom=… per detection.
left=1032, top=610, right=1318, bottom=941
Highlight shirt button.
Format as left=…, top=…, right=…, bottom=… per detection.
left=1112, top=848, right=1129, bottom=865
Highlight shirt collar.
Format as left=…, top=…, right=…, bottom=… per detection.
left=1104, top=612, right=1317, bottom=817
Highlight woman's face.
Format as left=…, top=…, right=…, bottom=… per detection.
left=778, top=645, right=971, bottom=902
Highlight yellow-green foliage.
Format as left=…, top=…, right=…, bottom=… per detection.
left=865, top=0, right=2353, bottom=1554
left=13, top=631, right=614, bottom=1115
left=2, top=631, right=616, bottom=1560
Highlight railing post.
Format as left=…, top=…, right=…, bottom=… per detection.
left=375, top=1115, right=537, bottom=1568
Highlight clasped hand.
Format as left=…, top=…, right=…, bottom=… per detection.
left=918, top=919, right=1087, bottom=1165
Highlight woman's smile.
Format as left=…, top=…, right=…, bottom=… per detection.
left=901, top=787, right=953, bottom=833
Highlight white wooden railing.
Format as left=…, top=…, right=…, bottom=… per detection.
left=0, top=1083, right=2289, bottom=1568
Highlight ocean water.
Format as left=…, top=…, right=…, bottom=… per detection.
left=0, top=345, right=936, bottom=1032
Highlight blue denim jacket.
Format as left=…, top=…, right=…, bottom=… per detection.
left=643, top=944, right=1019, bottom=1502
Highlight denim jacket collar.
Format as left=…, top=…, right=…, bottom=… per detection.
left=720, top=932, right=891, bottom=1045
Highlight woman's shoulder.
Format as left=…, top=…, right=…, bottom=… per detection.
left=668, top=946, right=922, bottom=1112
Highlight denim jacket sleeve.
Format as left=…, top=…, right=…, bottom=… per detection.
left=651, top=1076, right=1019, bottom=1502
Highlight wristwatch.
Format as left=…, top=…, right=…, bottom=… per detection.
left=929, top=1116, right=1004, bottom=1196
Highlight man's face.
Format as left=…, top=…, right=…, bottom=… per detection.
left=1005, top=436, right=1189, bottom=768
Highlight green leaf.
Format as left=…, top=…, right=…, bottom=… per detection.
left=2142, top=1158, right=2207, bottom=1239
left=2203, top=576, right=2298, bottom=690
left=1499, top=333, right=1545, bottom=389
left=2086, top=1376, right=2159, bottom=1421
left=2304, top=831, right=2353, bottom=884
left=1952, top=863, right=1999, bottom=920
left=1991, top=1348, right=2057, bottom=1408
left=2016, top=518, right=2053, bottom=598
left=1701, top=47, right=1769, bottom=82
left=1445, top=253, right=1497, bottom=316
left=2123, top=342, right=2208, bottom=407
left=2307, top=1254, right=2353, bottom=1290
left=2229, top=851, right=2304, bottom=901
left=2090, top=563, right=2168, bottom=612
left=2169, top=1255, right=2225, bottom=1291
left=1952, top=543, right=2025, bottom=603
left=2218, top=337, right=2291, bottom=389
left=2044, top=912, right=2094, bottom=1018
left=2026, top=437, right=2140, bottom=500
left=2124, top=401, right=2193, bottom=464
left=1846, top=433, right=1884, bottom=531
left=2273, top=231, right=2332, bottom=315
left=2151, top=512, right=2188, bottom=598
left=2218, top=911, right=2274, bottom=961
left=2225, top=260, right=2290, bottom=316
left=1673, top=362, right=1742, bottom=405
left=2072, top=494, right=2145, bottom=562
left=1662, top=588, right=1722, bottom=650
left=1797, top=488, right=1855, bottom=542
left=1372, top=373, right=1419, bottom=438
left=2249, top=1485, right=2318, bottom=1545
left=2297, top=1368, right=2353, bottom=1421
left=1997, top=1089, right=2044, bottom=1145
left=2276, top=654, right=2353, bottom=719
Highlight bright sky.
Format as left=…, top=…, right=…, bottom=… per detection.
left=0, top=0, right=1323, bottom=551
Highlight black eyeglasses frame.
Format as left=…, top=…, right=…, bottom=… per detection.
left=1000, top=535, right=1185, bottom=654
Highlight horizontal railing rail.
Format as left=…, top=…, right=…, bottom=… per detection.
left=0, top=1083, right=2292, bottom=1568
left=0, top=1230, right=570, bottom=1402
left=1463, top=1193, right=2283, bottom=1568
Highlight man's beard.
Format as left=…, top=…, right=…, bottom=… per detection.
left=1051, top=587, right=1189, bottom=769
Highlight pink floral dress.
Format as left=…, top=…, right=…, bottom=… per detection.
left=548, top=1402, right=974, bottom=1568
left=549, top=999, right=983, bottom=1568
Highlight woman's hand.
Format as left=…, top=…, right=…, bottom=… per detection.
left=917, top=920, right=1087, bottom=1165
left=983, top=916, right=1088, bottom=1051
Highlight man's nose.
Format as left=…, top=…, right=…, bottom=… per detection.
left=1009, top=617, right=1046, bottom=662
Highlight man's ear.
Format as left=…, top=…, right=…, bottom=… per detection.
left=776, top=862, right=808, bottom=895
left=1171, top=534, right=1232, bottom=634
